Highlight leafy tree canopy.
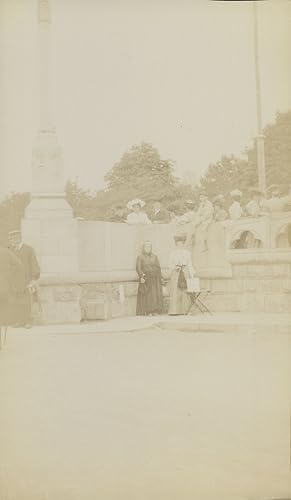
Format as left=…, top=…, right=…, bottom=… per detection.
left=200, top=110, right=291, bottom=204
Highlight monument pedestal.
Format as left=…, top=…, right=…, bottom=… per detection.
left=22, top=129, right=81, bottom=324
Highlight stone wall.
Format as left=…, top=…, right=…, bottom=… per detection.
left=22, top=213, right=291, bottom=323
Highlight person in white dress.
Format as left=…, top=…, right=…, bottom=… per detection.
left=168, top=233, right=195, bottom=315
left=229, top=189, right=243, bottom=220
left=126, top=199, right=151, bottom=225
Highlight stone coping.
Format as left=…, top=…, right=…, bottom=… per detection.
left=228, top=248, right=291, bottom=264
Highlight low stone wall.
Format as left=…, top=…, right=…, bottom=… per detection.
left=22, top=214, right=291, bottom=323
left=33, top=250, right=291, bottom=324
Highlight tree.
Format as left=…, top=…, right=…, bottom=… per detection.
left=0, top=192, right=31, bottom=241
left=247, top=110, right=291, bottom=190
left=200, top=110, right=291, bottom=202
left=104, top=142, right=178, bottom=203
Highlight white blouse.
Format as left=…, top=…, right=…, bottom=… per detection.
left=169, top=248, right=195, bottom=277
left=229, top=201, right=243, bottom=220
left=126, top=212, right=151, bottom=225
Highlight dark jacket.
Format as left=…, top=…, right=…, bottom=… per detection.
left=0, top=247, right=25, bottom=299
left=148, top=208, right=170, bottom=224
left=12, top=244, right=40, bottom=285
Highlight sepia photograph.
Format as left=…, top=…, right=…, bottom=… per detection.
left=0, top=0, right=291, bottom=498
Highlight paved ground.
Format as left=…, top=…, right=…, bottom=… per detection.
left=0, top=314, right=290, bottom=500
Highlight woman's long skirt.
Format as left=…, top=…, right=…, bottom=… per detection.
left=136, top=275, right=163, bottom=315
left=168, top=268, right=191, bottom=315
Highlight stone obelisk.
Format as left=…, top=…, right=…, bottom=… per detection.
left=25, top=0, right=72, bottom=218
left=22, top=0, right=80, bottom=317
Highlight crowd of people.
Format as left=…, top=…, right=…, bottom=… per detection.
left=109, top=184, right=291, bottom=227
left=1, top=183, right=290, bottom=330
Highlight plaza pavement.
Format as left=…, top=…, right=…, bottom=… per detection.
left=3, top=311, right=291, bottom=336
left=0, top=312, right=290, bottom=500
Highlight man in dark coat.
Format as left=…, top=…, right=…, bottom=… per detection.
left=148, top=200, right=169, bottom=224
left=0, top=234, right=25, bottom=330
left=8, top=230, right=40, bottom=328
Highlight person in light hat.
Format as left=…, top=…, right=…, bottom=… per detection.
left=126, top=199, right=151, bottom=225
left=168, top=233, right=195, bottom=315
left=229, top=189, right=243, bottom=220
left=8, top=229, right=40, bottom=328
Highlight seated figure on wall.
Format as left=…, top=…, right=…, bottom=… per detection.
left=176, top=200, right=198, bottom=248
left=126, top=199, right=151, bottom=225
left=168, top=233, right=195, bottom=316
left=136, top=241, right=164, bottom=316
left=109, top=205, right=127, bottom=223
left=245, top=188, right=266, bottom=217
left=178, top=200, right=197, bottom=225
left=148, top=199, right=170, bottom=224
left=229, top=190, right=244, bottom=220
left=212, top=195, right=228, bottom=222
left=261, top=184, right=291, bottom=212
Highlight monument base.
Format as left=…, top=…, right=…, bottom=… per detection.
left=25, top=193, right=73, bottom=219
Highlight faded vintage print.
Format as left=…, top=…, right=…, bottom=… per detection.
left=0, top=0, right=291, bottom=499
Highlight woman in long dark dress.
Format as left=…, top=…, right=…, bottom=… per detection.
left=136, top=241, right=163, bottom=316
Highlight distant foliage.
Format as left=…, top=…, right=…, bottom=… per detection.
left=1, top=111, right=290, bottom=225
left=105, top=142, right=178, bottom=201
left=200, top=110, right=291, bottom=203
left=0, top=192, right=30, bottom=236
left=67, top=142, right=199, bottom=220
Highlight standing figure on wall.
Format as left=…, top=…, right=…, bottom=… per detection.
left=136, top=241, right=164, bottom=316
left=126, top=199, right=151, bottom=225
left=8, top=230, right=41, bottom=328
left=193, top=192, right=214, bottom=253
left=229, top=190, right=243, bottom=220
left=168, top=233, right=195, bottom=315
left=0, top=233, right=26, bottom=343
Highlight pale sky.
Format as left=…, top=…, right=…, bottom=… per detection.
left=0, top=0, right=290, bottom=195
